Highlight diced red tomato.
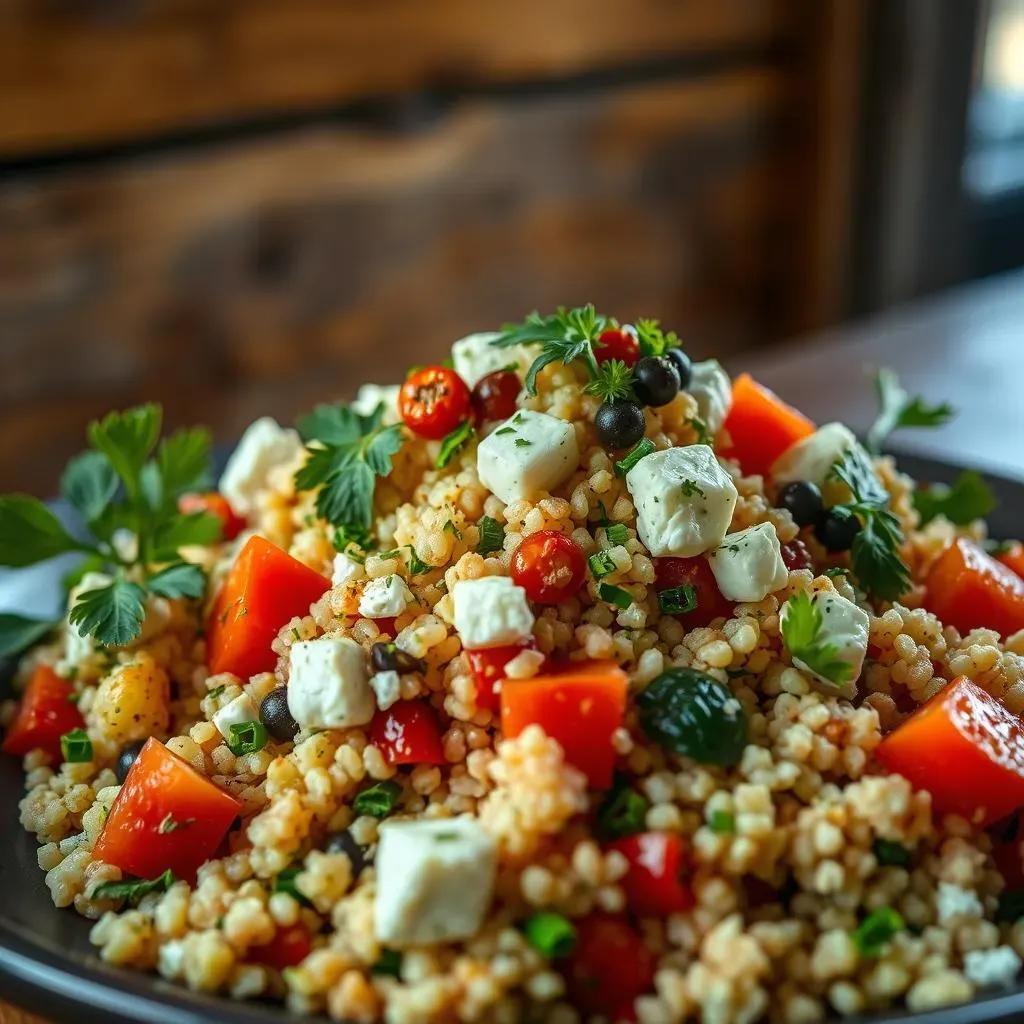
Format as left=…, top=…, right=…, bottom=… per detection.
left=594, top=327, right=640, bottom=367
left=565, top=914, right=656, bottom=1016
left=93, top=738, right=241, bottom=882
left=654, top=557, right=734, bottom=629
left=177, top=491, right=246, bottom=542
left=720, top=373, right=816, bottom=479
left=875, top=676, right=1024, bottom=827
left=370, top=700, right=447, bottom=765
left=501, top=661, right=628, bottom=787
left=510, top=530, right=586, bottom=605
left=466, top=640, right=542, bottom=714
left=780, top=539, right=814, bottom=571
left=607, top=832, right=694, bottom=918
left=399, top=366, right=472, bottom=440
left=925, top=538, right=1024, bottom=638
left=373, top=617, right=398, bottom=637
left=206, top=536, right=330, bottom=680
left=471, top=370, right=521, bottom=424
left=2, top=664, right=84, bottom=762
left=997, top=542, right=1024, bottom=581
left=247, top=922, right=313, bottom=970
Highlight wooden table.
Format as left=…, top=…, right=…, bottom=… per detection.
left=3, top=268, right=1023, bottom=1024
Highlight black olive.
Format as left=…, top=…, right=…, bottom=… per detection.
left=115, top=739, right=147, bottom=785
left=816, top=507, right=862, bottom=552
left=632, top=356, right=681, bottom=408
left=594, top=399, right=645, bottom=450
left=664, top=347, right=693, bottom=390
left=370, top=641, right=424, bottom=675
left=777, top=481, right=825, bottom=528
left=324, top=829, right=371, bottom=874
left=259, top=687, right=299, bottom=742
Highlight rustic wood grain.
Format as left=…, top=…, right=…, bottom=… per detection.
left=0, top=0, right=799, bottom=156
left=0, top=68, right=798, bottom=495
left=0, top=1003, right=46, bottom=1024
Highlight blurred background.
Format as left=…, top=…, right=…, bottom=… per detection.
left=0, top=0, right=1020, bottom=494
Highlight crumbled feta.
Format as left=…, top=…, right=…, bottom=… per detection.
left=452, top=577, right=534, bottom=650
left=782, top=590, right=870, bottom=699
left=476, top=410, right=579, bottom=505
left=451, top=332, right=532, bottom=388
left=771, top=422, right=860, bottom=487
left=287, top=637, right=375, bottom=729
left=332, top=551, right=365, bottom=588
left=688, top=360, right=733, bottom=436
left=212, top=692, right=260, bottom=741
left=936, top=881, right=984, bottom=925
left=625, top=445, right=738, bottom=557
left=359, top=575, right=414, bottom=619
left=370, top=670, right=402, bottom=711
left=707, top=522, right=788, bottom=603
left=351, top=383, right=401, bottom=426
left=374, top=817, right=497, bottom=946
left=503, top=649, right=546, bottom=679
left=964, top=945, right=1022, bottom=988
left=219, top=417, right=304, bottom=515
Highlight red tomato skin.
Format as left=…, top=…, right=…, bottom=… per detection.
left=2, top=665, right=84, bottom=762
left=926, top=538, right=1024, bottom=638
left=93, top=738, right=241, bottom=882
left=178, top=492, right=246, bottom=542
left=875, top=676, right=1024, bottom=827
left=248, top=923, right=313, bottom=970
left=780, top=539, right=814, bottom=571
left=207, top=536, right=330, bottom=680
left=471, top=370, right=521, bottom=424
left=566, top=914, right=656, bottom=1015
left=466, top=641, right=542, bottom=714
left=510, top=531, right=586, bottom=605
left=594, top=327, right=641, bottom=367
left=399, top=366, right=472, bottom=440
left=654, top=557, right=734, bottom=628
left=607, top=832, right=694, bottom=918
left=997, top=542, right=1024, bottom=581
left=370, top=701, right=447, bottom=765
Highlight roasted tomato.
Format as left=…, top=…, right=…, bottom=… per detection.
left=466, top=640, right=542, bottom=714
left=510, top=530, right=586, bottom=605
left=399, top=366, right=472, bottom=440
left=471, top=369, right=521, bottom=424
left=565, top=914, right=656, bottom=1016
left=997, top=542, right=1024, bottom=581
left=2, top=664, right=84, bottom=762
left=654, top=556, right=734, bottom=629
left=370, top=700, right=447, bottom=765
left=607, top=832, right=694, bottom=918
left=177, top=491, right=246, bottom=542
left=594, top=327, right=641, bottom=367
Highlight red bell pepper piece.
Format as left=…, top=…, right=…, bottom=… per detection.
left=466, top=640, right=542, bottom=714
left=2, top=664, right=84, bottom=762
left=607, top=832, right=694, bottom=917
left=875, top=676, right=1024, bottom=827
left=370, top=700, right=447, bottom=765
left=178, top=491, right=247, bottom=542
left=206, top=536, right=330, bottom=680
left=565, top=914, right=656, bottom=1016
left=247, top=922, right=313, bottom=970
left=654, top=557, right=735, bottom=629
left=93, top=738, right=241, bottom=882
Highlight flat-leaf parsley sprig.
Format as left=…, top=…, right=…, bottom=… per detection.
left=0, top=405, right=222, bottom=653
left=780, top=591, right=852, bottom=687
left=866, top=368, right=954, bottom=455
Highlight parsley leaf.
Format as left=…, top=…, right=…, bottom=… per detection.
left=69, top=579, right=147, bottom=648
left=92, top=868, right=175, bottom=905
left=87, top=404, right=162, bottom=503
left=0, top=496, right=86, bottom=567
left=61, top=452, right=119, bottom=525
left=780, top=592, right=852, bottom=686
left=0, top=614, right=58, bottom=659
left=153, top=427, right=215, bottom=505
left=633, top=319, right=678, bottom=358
left=866, top=368, right=955, bottom=455
left=146, top=562, right=207, bottom=600
left=582, top=359, right=636, bottom=403
left=914, top=470, right=996, bottom=526
left=436, top=421, right=475, bottom=469
left=150, top=511, right=223, bottom=561
left=476, top=516, right=505, bottom=556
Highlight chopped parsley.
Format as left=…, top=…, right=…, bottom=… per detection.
left=476, top=516, right=505, bottom=556
left=873, top=838, right=912, bottom=867
left=372, top=950, right=403, bottom=977
left=582, top=358, right=636, bottom=403
left=780, top=592, right=852, bottom=687
left=708, top=810, right=736, bottom=834
left=494, top=427, right=516, bottom=436
left=679, top=479, right=706, bottom=498
left=595, top=777, right=649, bottom=839
left=92, top=869, right=175, bottom=906
left=614, top=437, right=656, bottom=477
left=352, top=780, right=402, bottom=819
left=866, top=368, right=954, bottom=455
left=272, top=865, right=312, bottom=907
left=588, top=550, right=617, bottom=579
left=914, top=470, right=996, bottom=526
left=851, top=907, right=905, bottom=957
left=442, top=520, right=463, bottom=540
left=514, top=438, right=533, bottom=448
left=633, top=318, right=678, bottom=357
left=657, top=584, right=698, bottom=616
left=436, top=421, right=475, bottom=469
left=687, top=416, right=713, bottom=446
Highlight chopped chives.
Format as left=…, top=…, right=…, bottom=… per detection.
left=605, top=523, right=628, bottom=544
left=92, top=868, right=175, bottom=905
left=353, top=780, right=402, bottom=819
left=588, top=551, right=617, bottom=579
left=614, top=437, right=655, bottom=477
left=852, top=907, right=904, bottom=957
left=599, top=582, right=633, bottom=609
left=60, top=728, right=92, bottom=763
left=521, top=912, right=577, bottom=958
left=227, top=720, right=269, bottom=756
left=657, top=584, right=698, bottom=616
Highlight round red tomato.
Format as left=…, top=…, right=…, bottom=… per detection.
left=565, top=914, right=656, bottom=1015
left=511, top=531, right=586, bottom=604
left=399, top=366, right=472, bottom=440
left=370, top=700, right=447, bottom=765
left=654, top=556, right=734, bottom=628
left=179, top=491, right=247, bottom=542
left=594, top=327, right=640, bottom=367
left=471, top=370, right=521, bottom=424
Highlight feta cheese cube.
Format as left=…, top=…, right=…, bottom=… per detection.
left=964, top=946, right=1022, bottom=988
left=782, top=591, right=870, bottom=698
left=707, top=522, right=788, bottom=603
left=287, top=637, right=375, bottom=729
left=476, top=410, right=579, bottom=505
left=219, top=417, right=304, bottom=515
left=374, top=817, right=497, bottom=946
left=212, top=692, right=260, bottom=741
left=771, top=422, right=860, bottom=487
left=452, top=577, right=534, bottom=650
left=332, top=551, right=366, bottom=588
left=688, top=360, right=733, bottom=436
left=451, top=332, right=532, bottom=388
left=358, top=575, right=414, bottom=619
left=936, top=881, right=984, bottom=925
left=351, top=383, right=401, bottom=426
left=370, top=669, right=402, bottom=711
left=625, top=445, right=738, bottom=557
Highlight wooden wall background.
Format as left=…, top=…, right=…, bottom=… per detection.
left=0, top=0, right=862, bottom=496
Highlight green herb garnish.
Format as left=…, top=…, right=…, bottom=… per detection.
left=614, top=438, right=656, bottom=477
left=443, top=520, right=463, bottom=540
left=679, top=479, right=706, bottom=498
left=158, top=813, right=195, bottom=834
left=996, top=890, right=1024, bottom=924
left=633, top=319, right=678, bottom=358
left=596, top=777, right=649, bottom=839
left=92, top=868, right=175, bottom=905
left=708, top=810, right=736, bottom=834
left=226, top=720, right=270, bottom=756
left=588, top=551, right=617, bottom=579
left=657, top=585, right=698, bottom=616
left=333, top=523, right=374, bottom=554
left=0, top=614, right=57, bottom=660
left=272, top=865, right=313, bottom=907
left=605, top=522, right=628, bottom=544
left=521, top=912, right=577, bottom=958
left=914, top=470, right=997, bottom=526
left=60, top=728, right=92, bottom=763
left=436, top=421, right=475, bottom=469
left=352, top=780, right=402, bottom=819
left=372, top=950, right=403, bottom=977
left=687, top=416, right=713, bottom=446
left=780, top=592, right=852, bottom=687
left=873, top=838, right=912, bottom=867
left=514, top=438, right=533, bottom=448
left=599, top=583, right=633, bottom=609
left=866, top=368, right=954, bottom=455
left=476, top=516, right=505, bottom=556
left=851, top=906, right=905, bottom=957
left=582, top=359, right=636, bottom=403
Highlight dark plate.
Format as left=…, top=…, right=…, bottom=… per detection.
left=2, top=452, right=1024, bottom=1024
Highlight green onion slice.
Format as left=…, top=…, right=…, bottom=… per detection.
left=614, top=438, right=656, bottom=477
left=227, top=720, right=270, bottom=756
left=521, top=912, right=577, bottom=958
left=60, top=728, right=93, bottom=763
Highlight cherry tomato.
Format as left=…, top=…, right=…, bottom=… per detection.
left=466, top=640, right=542, bottom=714
left=566, top=914, right=656, bottom=1015
left=248, top=923, right=313, bottom=971
left=654, top=557, right=734, bottom=628
left=607, top=832, right=694, bottom=917
left=471, top=370, right=521, bottom=424
left=370, top=700, right=447, bottom=765
left=780, top=539, right=814, bottom=571
left=399, top=366, right=472, bottom=440
left=510, top=531, right=586, bottom=605
left=594, top=327, right=640, bottom=367
left=2, top=664, right=85, bottom=762
left=178, top=491, right=246, bottom=542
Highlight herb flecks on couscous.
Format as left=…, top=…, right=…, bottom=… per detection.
left=4, top=309, right=1024, bottom=1023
